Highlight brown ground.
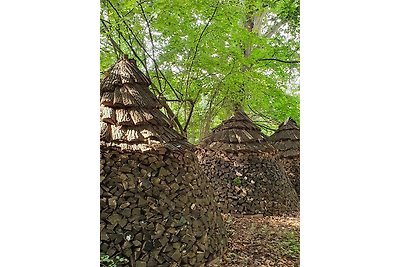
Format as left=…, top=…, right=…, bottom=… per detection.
left=210, top=214, right=300, bottom=267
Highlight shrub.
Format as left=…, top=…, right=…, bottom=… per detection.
left=232, top=176, right=242, bottom=186
left=100, top=254, right=129, bottom=267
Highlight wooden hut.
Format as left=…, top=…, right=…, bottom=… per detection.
left=196, top=109, right=299, bottom=215
left=269, top=117, right=300, bottom=196
left=100, top=56, right=226, bottom=267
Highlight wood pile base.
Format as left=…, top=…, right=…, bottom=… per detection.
left=278, top=156, right=300, bottom=197
left=101, top=146, right=227, bottom=267
left=196, top=150, right=299, bottom=216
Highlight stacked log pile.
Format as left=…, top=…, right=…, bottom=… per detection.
left=100, top=56, right=226, bottom=267
left=268, top=118, right=300, bottom=196
left=197, top=110, right=299, bottom=216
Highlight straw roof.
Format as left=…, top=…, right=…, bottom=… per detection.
left=200, top=109, right=275, bottom=153
left=269, top=117, right=300, bottom=158
left=100, top=56, right=189, bottom=151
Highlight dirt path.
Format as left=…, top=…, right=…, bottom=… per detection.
left=210, top=214, right=300, bottom=267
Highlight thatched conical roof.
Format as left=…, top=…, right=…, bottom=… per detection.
left=197, top=109, right=299, bottom=215
left=100, top=56, right=189, bottom=151
left=100, top=57, right=227, bottom=266
left=269, top=117, right=300, bottom=158
left=200, top=109, right=275, bottom=153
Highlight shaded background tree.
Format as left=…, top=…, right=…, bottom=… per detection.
left=100, top=0, right=300, bottom=143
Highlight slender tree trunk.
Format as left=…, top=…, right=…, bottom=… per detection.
left=201, top=108, right=214, bottom=140
left=237, top=9, right=268, bottom=108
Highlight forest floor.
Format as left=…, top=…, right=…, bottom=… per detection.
left=210, top=214, right=300, bottom=267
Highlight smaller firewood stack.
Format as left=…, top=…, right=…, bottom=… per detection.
left=268, top=117, right=300, bottom=196
left=197, top=109, right=299, bottom=216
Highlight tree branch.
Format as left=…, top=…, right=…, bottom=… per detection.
left=184, top=2, right=219, bottom=93
left=247, top=105, right=279, bottom=132
left=103, top=0, right=185, bottom=134
left=100, top=18, right=123, bottom=57
left=256, top=123, right=278, bottom=133
left=264, top=20, right=285, bottom=38
left=258, top=58, right=300, bottom=64
left=183, top=100, right=195, bottom=134
left=138, top=2, right=163, bottom=92
left=157, top=96, right=185, bottom=135
left=105, top=0, right=183, bottom=101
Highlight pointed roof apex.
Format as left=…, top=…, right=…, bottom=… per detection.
left=233, top=104, right=244, bottom=112
left=275, top=117, right=299, bottom=133
left=284, top=117, right=298, bottom=126
left=200, top=110, right=275, bottom=153
left=101, top=56, right=151, bottom=90
left=269, top=117, right=300, bottom=157
left=100, top=58, right=189, bottom=151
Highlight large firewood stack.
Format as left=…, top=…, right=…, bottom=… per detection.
left=100, top=56, right=226, bottom=267
left=196, top=109, right=299, bottom=216
left=268, top=118, right=300, bottom=197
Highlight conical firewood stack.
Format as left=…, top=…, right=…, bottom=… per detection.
left=100, top=56, right=226, bottom=267
left=196, top=109, right=299, bottom=216
left=269, top=117, right=300, bottom=196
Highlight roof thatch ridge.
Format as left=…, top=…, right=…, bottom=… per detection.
left=200, top=109, right=275, bottom=153
left=100, top=56, right=190, bottom=151
left=269, top=117, right=299, bottom=141
left=281, top=117, right=299, bottom=131
left=268, top=117, right=300, bottom=157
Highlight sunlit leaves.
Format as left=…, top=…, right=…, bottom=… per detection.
left=100, top=0, right=300, bottom=142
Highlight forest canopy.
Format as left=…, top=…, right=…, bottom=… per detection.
left=100, top=0, right=300, bottom=143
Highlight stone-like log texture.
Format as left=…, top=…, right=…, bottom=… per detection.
left=196, top=110, right=299, bottom=216
left=100, top=56, right=226, bottom=267
left=268, top=118, right=300, bottom=197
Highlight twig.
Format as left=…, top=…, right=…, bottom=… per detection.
left=257, top=123, right=278, bottom=133
left=247, top=105, right=279, bottom=131
left=100, top=18, right=123, bottom=56
left=103, top=0, right=185, bottom=134
left=105, top=0, right=183, bottom=101
left=183, top=100, right=195, bottom=133
left=184, top=2, right=219, bottom=94
left=138, top=2, right=163, bottom=92
left=258, top=58, right=300, bottom=64
left=157, top=96, right=185, bottom=134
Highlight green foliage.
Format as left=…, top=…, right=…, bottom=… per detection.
left=100, top=0, right=300, bottom=142
left=282, top=230, right=300, bottom=258
left=100, top=254, right=129, bottom=267
left=232, top=176, right=242, bottom=186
